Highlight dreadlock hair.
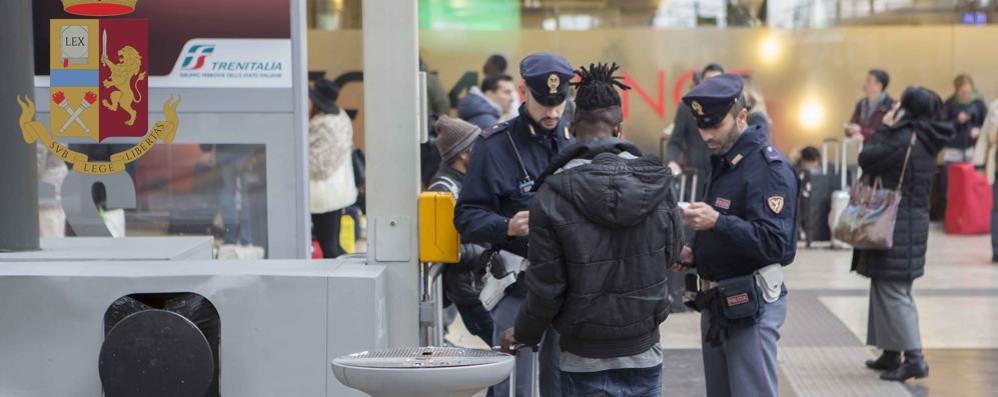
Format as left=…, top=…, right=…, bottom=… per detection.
left=571, top=62, right=631, bottom=139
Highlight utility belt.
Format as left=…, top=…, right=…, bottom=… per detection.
left=477, top=249, right=529, bottom=311
left=685, top=264, right=785, bottom=347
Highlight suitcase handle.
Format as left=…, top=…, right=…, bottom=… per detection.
left=678, top=168, right=699, bottom=203
left=495, top=344, right=540, bottom=397
left=839, top=138, right=864, bottom=190
left=821, top=138, right=840, bottom=175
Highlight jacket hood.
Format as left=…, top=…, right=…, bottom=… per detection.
left=457, top=88, right=500, bottom=120
left=893, top=119, right=955, bottom=153
left=543, top=138, right=674, bottom=228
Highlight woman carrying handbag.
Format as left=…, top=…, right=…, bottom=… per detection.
left=851, top=87, right=954, bottom=382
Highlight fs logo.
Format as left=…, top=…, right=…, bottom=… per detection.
left=181, top=44, right=215, bottom=70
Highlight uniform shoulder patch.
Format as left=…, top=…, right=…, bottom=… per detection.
left=767, top=196, right=785, bottom=214
left=762, top=146, right=784, bottom=163
left=481, top=122, right=511, bottom=139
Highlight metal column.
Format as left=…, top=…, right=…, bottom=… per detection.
left=290, top=0, right=311, bottom=258
left=0, top=1, right=39, bottom=251
left=362, top=0, right=421, bottom=347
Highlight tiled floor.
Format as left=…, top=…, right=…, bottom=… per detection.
left=450, top=224, right=997, bottom=396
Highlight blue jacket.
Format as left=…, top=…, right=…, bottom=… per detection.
left=691, top=124, right=800, bottom=281
left=455, top=105, right=574, bottom=260
left=457, top=88, right=501, bottom=130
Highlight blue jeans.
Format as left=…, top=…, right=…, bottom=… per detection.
left=992, top=181, right=998, bottom=261
left=560, top=365, right=662, bottom=397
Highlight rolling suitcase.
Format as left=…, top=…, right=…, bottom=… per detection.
left=498, top=344, right=540, bottom=397
left=676, top=167, right=699, bottom=204
left=829, top=138, right=862, bottom=249
left=945, top=163, right=993, bottom=234
left=801, top=138, right=840, bottom=244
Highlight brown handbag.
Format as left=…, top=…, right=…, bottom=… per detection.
left=833, top=132, right=917, bottom=249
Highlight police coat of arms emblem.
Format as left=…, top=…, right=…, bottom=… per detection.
left=16, top=0, right=180, bottom=175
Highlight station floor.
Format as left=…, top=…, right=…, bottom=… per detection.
left=450, top=224, right=997, bottom=396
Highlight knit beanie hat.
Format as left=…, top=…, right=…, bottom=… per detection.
left=434, top=116, right=481, bottom=163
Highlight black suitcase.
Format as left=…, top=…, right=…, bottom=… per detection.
left=801, top=170, right=837, bottom=244
left=799, top=139, right=838, bottom=244
left=800, top=138, right=862, bottom=246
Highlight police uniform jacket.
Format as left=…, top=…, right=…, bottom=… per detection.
left=454, top=104, right=574, bottom=259
left=692, top=124, right=799, bottom=281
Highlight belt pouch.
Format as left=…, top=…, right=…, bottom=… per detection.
left=717, top=274, right=761, bottom=322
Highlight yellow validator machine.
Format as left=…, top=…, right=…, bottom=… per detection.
left=418, top=192, right=461, bottom=263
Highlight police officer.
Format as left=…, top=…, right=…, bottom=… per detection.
left=671, top=74, right=798, bottom=397
left=455, top=52, right=574, bottom=397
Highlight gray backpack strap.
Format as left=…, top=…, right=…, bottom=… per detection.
left=428, top=176, right=460, bottom=197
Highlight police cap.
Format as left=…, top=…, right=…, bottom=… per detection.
left=681, top=73, right=745, bottom=129
left=520, top=52, right=574, bottom=107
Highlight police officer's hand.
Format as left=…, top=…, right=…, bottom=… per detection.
left=499, top=328, right=518, bottom=354
left=507, top=211, right=530, bottom=237
left=883, top=102, right=901, bottom=127
left=667, top=161, right=682, bottom=176
left=671, top=245, right=694, bottom=272
left=682, top=203, right=719, bottom=231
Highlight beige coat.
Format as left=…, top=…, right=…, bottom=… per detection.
left=974, top=99, right=998, bottom=185
left=309, top=112, right=358, bottom=214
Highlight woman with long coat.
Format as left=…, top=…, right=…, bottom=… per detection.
left=852, top=86, right=954, bottom=382
left=308, top=79, right=358, bottom=258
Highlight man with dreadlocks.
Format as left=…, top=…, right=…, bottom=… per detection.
left=501, top=63, right=683, bottom=396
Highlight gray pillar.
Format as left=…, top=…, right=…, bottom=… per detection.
left=363, top=0, right=420, bottom=347
left=0, top=1, right=39, bottom=251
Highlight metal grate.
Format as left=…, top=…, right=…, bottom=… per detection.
left=334, top=347, right=511, bottom=369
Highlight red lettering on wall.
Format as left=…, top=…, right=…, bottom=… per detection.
left=621, top=70, right=666, bottom=120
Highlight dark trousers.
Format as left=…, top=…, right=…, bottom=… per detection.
left=312, top=210, right=344, bottom=259
left=455, top=302, right=495, bottom=347
left=937, top=162, right=957, bottom=217
left=560, top=364, right=663, bottom=397
left=344, top=205, right=363, bottom=241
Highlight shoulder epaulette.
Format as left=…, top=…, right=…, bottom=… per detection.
left=481, top=122, right=511, bottom=139
left=763, top=146, right=784, bottom=163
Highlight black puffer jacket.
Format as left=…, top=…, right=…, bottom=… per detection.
left=852, top=120, right=954, bottom=281
left=943, top=96, right=987, bottom=150
left=515, top=138, right=683, bottom=358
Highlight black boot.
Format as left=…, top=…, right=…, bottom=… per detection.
left=880, top=357, right=929, bottom=382
left=865, top=351, right=901, bottom=371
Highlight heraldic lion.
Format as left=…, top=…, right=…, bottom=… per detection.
left=102, top=45, right=147, bottom=126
